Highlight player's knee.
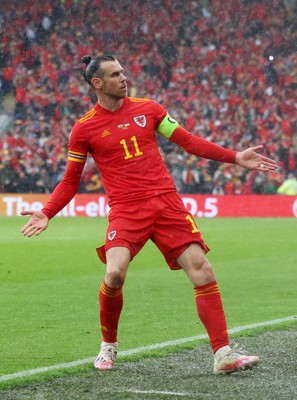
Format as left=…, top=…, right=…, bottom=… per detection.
left=190, top=256, right=211, bottom=272
left=185, top=258, right=215, bottom=286
left=105, top=269, right=126, bottom=288
left=199, top=259, right=215, bottom=280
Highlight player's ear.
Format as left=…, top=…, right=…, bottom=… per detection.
left=92, top=77, right=103, bottom=89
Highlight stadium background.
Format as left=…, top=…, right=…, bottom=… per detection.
left=0, top=0, right=296, bottom=197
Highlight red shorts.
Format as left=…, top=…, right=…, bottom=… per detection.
left=96, top=191, right=210, bottom=270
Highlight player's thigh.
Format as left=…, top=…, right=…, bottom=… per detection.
left=105, top=246, right=131, bottom=287
left=177, top=243, right=215, bottom=286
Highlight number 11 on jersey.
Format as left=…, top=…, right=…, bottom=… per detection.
left=120, top=136, right=143, bottom=160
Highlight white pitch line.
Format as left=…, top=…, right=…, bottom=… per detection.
left=0, top=315, right=296, bottom=383
left=119, top=389, right=195, bottom=397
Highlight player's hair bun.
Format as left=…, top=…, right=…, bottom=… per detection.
left=81, top=55, right=92, bottom=66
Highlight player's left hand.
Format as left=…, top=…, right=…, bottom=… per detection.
left=235, top=145, right=278, bottom=171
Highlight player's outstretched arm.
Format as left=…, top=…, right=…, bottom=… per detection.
left=169, top=127, right=277, bottom=171
left=235, top=145, right=278, bottom=171
left=21, top=211, right=49, bottom=237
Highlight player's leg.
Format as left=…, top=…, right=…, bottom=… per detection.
left=177, top=244, right=260, bottom=374
left=177, top=243, right=229, bottom=353
left=94, top=201, right=153, bottom=371
left=152, top=193, right=260, bottom=373
left=94, top=246, right=131, bottom=371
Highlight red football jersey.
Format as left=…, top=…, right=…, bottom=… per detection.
left=68, top=97, right=176, bottom=206
left=42, top=97, right=236, bottom=219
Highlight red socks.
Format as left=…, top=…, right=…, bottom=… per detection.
left=194, top=281, right=229, bottom=353
left=99, top=279, right=228, bottom=352
left=99, top=280, right=123, bottom=343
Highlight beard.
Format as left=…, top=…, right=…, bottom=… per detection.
left=104, top=86, right=127, bottom=100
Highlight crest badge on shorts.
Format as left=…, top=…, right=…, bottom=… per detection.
left=133, top=115, right=147, bottom=127
left=108, top=230, right=117, bottom=241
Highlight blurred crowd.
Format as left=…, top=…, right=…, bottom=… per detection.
left=0, top=0, right=297, bottom=195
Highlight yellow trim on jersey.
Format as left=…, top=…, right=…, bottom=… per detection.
left=69, top=150, right=87, bottom=156
left=157, top=114, right=179, bottom=139
left=78, top=108, right=97, bottom=123
left=79, top=107, right=96, bottom=119
left=129, top=97, right=150, bottom=102
left=68, top=150, right=87, bottom=163
left=68, top=156, right=86, bottom=163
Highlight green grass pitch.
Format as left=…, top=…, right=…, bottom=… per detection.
left=0, top=216, right=296, bottom=390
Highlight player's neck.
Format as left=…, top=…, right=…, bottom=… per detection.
left=97, top=96, right=124, bottom=112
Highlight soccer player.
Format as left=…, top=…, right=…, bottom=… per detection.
left=21, top=55, right=277, bottom=374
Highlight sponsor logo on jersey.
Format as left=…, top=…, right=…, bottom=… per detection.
left=101, top=129, right=111, bottom=137
left=108, top=230, right=117, bottom=241
left=118, top=123, right=130, bottom=130
left=133, top=115, right=147, bottom=127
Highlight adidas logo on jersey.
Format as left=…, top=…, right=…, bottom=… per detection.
left=101, top=130, right=111, bottom=137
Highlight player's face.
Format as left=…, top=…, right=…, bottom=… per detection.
left=100, top=60, right=128, bottom=99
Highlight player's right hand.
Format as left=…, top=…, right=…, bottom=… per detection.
left=20, top=211, right=49, bottom=237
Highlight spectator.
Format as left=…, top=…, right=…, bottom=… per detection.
left=287, top=147, right=297, bottom=174
left=0, top=158, right=18, bottom=193
left=277, top=173, right=297, bottom=195
left=263, top=175, right=279, bottom=194
left=85, top=171, right=104, bottom=193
